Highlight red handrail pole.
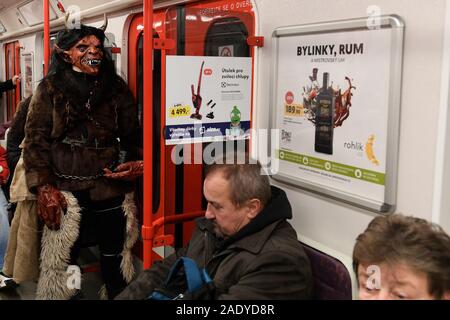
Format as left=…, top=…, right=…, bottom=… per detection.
left=43, top=0, right=49, bottom=75
left=143, top=0, right=154, bottom=269
left=153, top=211, right=205, bottom=232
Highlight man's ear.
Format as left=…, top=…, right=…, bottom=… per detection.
left=54, top=44, right=71, bottom=63
left=246, top=199, right=262, bottom=220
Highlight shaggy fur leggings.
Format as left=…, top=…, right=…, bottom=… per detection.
left=70, top=191, right=127, bottom=299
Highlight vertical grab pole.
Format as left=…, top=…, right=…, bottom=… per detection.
left=143, top=0, right=154, bottom=269
left=43, top=0, right=50, bottom=75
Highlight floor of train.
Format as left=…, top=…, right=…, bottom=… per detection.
left=0, top=247, right=142, bottom=300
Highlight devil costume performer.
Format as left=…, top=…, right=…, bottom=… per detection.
left=22, top=21, right=140, bottom=299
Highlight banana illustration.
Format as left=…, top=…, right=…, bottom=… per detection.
left=365, top=134, right=380, bottom=166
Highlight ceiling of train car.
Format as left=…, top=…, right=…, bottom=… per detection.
left=0, top=0, right=185, bottom=37
left=0, top=0, right=99, bottom=13
left=0, top=0, right=20, bottom=12
left=0, top=0, right=174, bottom=12
left=56, top=0, right=115, bottom=12
left=0, top=0, right=132, bottom=15
left=0, top=0, right=127, bottom=36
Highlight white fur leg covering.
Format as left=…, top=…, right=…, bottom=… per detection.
left=36, top=191, right=138, bottom=300
left=36, top=191, right=81, bottom=300
left=120, top=192, right=139, bottom=284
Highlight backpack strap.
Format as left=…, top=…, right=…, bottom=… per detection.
left=165, top=257, right=212, bottom=293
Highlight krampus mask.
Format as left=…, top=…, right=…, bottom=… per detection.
left=52, top=16, right=108, bottom=76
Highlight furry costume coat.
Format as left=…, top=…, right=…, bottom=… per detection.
left=19, top=67, right=140, bottom=299
left=23, top=68, right=139, bottom=201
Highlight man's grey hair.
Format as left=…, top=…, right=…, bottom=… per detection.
left=204, top=151, right=272, bottom=207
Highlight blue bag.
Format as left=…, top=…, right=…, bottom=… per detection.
left=148, top=257, right=213, bottom=300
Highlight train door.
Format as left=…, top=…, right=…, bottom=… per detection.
left=3, top=41, right=21, bottom=122
left=169, top=0, right=256, bottom=245
left=128, top=11, right=177, bottom=262
left=132, top=0, right=257, bottom=265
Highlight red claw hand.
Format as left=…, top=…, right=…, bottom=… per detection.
left=37, top=184, right=67, bottom=230
left=103, top=160, right=143, bottom=181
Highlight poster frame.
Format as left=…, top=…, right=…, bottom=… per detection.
left=269, top=15, right=404, bottom=213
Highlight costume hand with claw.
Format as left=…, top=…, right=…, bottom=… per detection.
left=37, top=184, right=67, bottom=230
left=103, top=160, right=143, bottom=181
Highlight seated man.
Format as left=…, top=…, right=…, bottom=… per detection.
left=353, top=214, right=450, bottom=300
left=116, top=152, right=313, bottom=299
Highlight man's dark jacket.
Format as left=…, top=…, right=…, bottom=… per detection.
left=0, top=79, right=15, bottom=94
left=116, top=186, right=313, bottom=300
left=7, top=96, right=32, bottom=179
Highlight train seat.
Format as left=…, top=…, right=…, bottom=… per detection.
left=299, top=236, right=358, bottom=300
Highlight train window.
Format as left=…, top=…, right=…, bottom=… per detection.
left=203, top=15, right=250, bottom=171
left=136, top=31, right=162, bottom=214
left=129, top=3, right=257, bottom=258
left=204, top=17, right=249, bottom=57
left=164, top=2, right=255, bottom=246
left=3, top=41, right=21, bottom=122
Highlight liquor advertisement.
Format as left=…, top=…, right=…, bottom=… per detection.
left=273, top=27, right=395, bottom=206
left=165, top=56, right=252, bottom=145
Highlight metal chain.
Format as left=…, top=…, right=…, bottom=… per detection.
left=56, top=80, right=118, bottom=182
left=85, top=80, right=98, bottom=112
left=54, top=170, right=104, bottom=181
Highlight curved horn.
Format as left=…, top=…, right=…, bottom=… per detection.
left=100, top=14, right=108, bottom=31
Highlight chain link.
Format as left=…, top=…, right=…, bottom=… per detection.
left=54, top=170, right=104, bottom=181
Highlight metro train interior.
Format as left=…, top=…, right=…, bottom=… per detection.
left=0, top=0, right=449, bottom=301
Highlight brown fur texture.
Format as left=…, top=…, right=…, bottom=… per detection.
left=36, top=192, right=138, bottom=300
left=23, top=68, right=139, bottom=201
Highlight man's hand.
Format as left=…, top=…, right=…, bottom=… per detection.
left=37, top=184, right=67, bottom=230
left=103, top=160, right=143, bottom=181
left=11, top=75, right=20, bottom=85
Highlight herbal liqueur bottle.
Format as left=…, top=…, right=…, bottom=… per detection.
left=314, top=72, right=335, bottom=155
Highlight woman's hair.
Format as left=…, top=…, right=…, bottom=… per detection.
left=353, top=214, right=450, bottom=298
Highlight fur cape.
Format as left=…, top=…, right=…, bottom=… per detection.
left=36, top=191, right=138, bottom=300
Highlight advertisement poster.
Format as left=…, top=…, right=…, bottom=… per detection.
left=272, top=24, right=400, bottom=209
left=165, top=56, right=252, bottom=145
left=21, top=53, right=33, bottom=98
